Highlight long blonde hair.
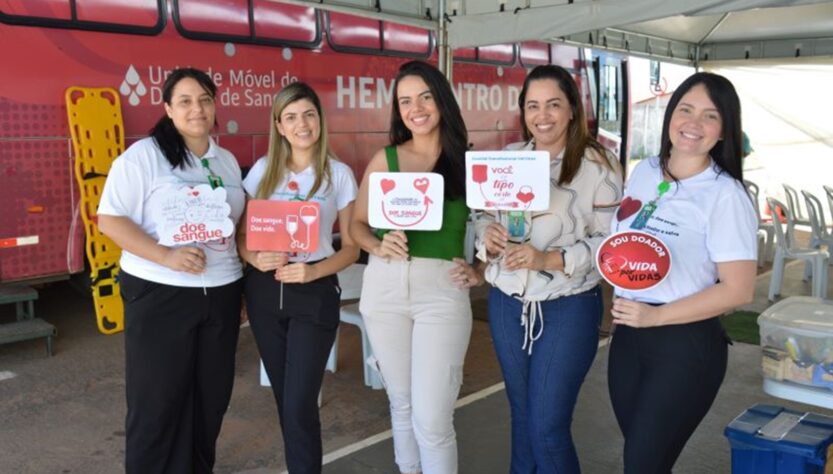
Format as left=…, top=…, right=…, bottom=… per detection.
left=256, top=82, right=333, bottom=199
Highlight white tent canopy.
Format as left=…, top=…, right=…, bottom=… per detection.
left=277, top=0, right=833, bottom=64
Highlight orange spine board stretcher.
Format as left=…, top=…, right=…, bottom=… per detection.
left=65, top=87, right=125, bottom=335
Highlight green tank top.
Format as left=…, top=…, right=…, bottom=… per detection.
left=376, top=146, right=468, bottom=261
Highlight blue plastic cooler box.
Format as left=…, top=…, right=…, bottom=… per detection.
left=725, top=404, right=833, bottom=473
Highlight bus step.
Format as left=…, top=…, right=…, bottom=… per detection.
left=0, top=285, right=38, bottom=320
left=0, top=319, right=57, bottom=356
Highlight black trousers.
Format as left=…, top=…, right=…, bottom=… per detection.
left=607, top=317, right=728, bottom=474
left=244, top=268, right=340, bottom=474
left=121, top=271, right=243, bottom=474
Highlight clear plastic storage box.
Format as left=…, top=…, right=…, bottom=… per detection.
left=758, top=297, right=833, bottom=393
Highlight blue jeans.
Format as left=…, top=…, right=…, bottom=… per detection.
left=488, top=286, right=602, bottom=474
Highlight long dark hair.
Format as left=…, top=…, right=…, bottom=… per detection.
left=389, top=61, right=468, bottom=199
left=518, top=65, right=612, bottom=185
left=658, top=72, right=743, bottom=183
left=149, top=68, right=218, bottom=170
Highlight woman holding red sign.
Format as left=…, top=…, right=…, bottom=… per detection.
left=97, top=68, right=245, bottom=473
left=607, top=72, right=757, bottom=473
left=237, top=82, right=359, bottom=474
left=350, top=60, right=479, bottom=474
left=475, top=65, right=622, bottom=474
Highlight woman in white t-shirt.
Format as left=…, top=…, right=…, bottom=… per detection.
left=607, top=72, right=757, bottom=473
left=237, top=82, right=358, bottom=473
left=97, top=68, right=245, bottom=473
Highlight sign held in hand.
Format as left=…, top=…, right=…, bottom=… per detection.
left=154, top=184, right=234, bottom=245
left=596, top=231, right=672, bottom=291
left=246, top=200, right=320, bottom=253
left=465, top=150, right=550, bottom=211
left=368, top=172, right=444, bottom=230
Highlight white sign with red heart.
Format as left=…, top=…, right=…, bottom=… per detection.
left=465, top=150, right=550, bottom=211
left=153, top=184, right=235, bottom=245
left=368, top=172, right=444, bottom=231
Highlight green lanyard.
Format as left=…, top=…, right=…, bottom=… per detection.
left=630, top=180, right=670, bottom=230
left=200, top=158, right=224, bottom=189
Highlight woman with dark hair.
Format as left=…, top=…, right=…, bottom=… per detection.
left=607, top=72, right=757, bottom=473
left=474, top=64, right=622, bottom=473
left=237, top=82, right=358, bottom=473
left=350, top=60, right=480, bottom=474
left=97, top=68, right=245, bottom=473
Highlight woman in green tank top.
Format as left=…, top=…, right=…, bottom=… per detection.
left=350, top=60, right=482, bottom=474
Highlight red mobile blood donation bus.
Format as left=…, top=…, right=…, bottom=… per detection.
left=0, top=0, right=623, bottom=286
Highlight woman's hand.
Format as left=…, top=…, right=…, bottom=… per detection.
left=449, top=258, right=484, bottom=289
left=374, top=230, right=409, bottom=259
left=483, top=223, right=508, bottom=257
left=250, top=251, right=289, bottom=272
left=162, top=246, right=206, bottom=274
left=276, top=262, right=320, bottom=284
left=504, top=244, right=546, bottom=272
left=611, top=297, right=663, bottom=328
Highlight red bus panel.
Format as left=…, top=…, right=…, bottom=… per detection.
left=75, top=0, right=160, bottom=28
left=252, top=1, right=317, bottom=43
left=453, top=47, right=476, bottom=60
left=520, top=41, right=550, bottom=66
left=327, top=12, right=380, bottom=50
left=177, top=0, right=250, bottom=37
left=0, top=0, right=72, bottom=20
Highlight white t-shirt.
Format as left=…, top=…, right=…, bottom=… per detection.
left=242, top=156, right=358, bottom=262
left=98, top=137, right=245, bottom=287
left=612, top=156, right=757, bottom=303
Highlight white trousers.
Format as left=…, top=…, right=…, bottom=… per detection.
left=360, top=255, right=473, bottom=474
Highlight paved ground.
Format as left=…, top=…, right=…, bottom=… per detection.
left=0, top=257, right=829, bottom=473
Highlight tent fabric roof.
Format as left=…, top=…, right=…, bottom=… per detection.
left=277, top=0, right=833, bottom=63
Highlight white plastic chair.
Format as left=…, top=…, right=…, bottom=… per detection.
left=802, top=189, right=833, bottom=253
left=783, top=183, right=811, bottom=228
left=260, top=263, right=383, bottom=393
left=324, top=263, right=383, bottom=390
left=744, top=180, right=775, bottom=266
left=766, top=197, right=829, bottom=301
left=823, top=185, right=833, bottom=224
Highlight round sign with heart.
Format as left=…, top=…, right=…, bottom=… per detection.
left=596, top=231, right=672, bottom=291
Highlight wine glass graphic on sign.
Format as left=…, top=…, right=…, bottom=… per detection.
left=298, top=205, right=319, bottom=250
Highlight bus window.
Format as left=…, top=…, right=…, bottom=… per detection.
left=327, top=12, right=381, bottom=51
left=382, top=22, right=431, bottom=57
left=453, top=46, right=477, bottom=61
left=1, top=0, right=72, bottom=20
left=252, top=1, right=317, bottom=44
left=477, top=43, right=515, bottom=65
left=76, top=0, right=159, bottom=27
left=176, top=0, right=250, bottom=37
left=519, top=41, right=550, bottom=67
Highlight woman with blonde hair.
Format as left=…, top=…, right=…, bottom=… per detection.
left=238, top=81, right=358, bottom=473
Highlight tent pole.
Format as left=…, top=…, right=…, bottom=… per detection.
left=437, top=0, right=453, bottom=81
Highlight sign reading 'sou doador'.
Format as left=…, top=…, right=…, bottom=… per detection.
left=596, top=231, right=672, bottom=291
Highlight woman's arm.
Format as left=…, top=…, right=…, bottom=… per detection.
left=98, top=215, right=206, bottom=274
left=277, top=203, right=360, bottom=283
left=612, top=260, right=756, bottom=327
left=350, top=149, right=409, bottom=259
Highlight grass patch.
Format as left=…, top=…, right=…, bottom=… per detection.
left=721, top=310, right=761, bottom=345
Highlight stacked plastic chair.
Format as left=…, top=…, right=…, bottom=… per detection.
left=65, top=87, right=125, bottom=334
left=766, top=197, right=829, bottom=301
left=802, top=189, right=833, bottom=254
left=744, top=180, right=775, bottom=266
left=783, top=183, right=811, bottom=228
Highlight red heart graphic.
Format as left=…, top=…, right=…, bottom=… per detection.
left=381, top=179, right=395, bottom=194
left=516, top=190, right=535, bottom=204
left=413, top=177, right=429, bottom=194
left=616, top=196, right=642, bottom=221
left=191, top=190, right=200, bottom=197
